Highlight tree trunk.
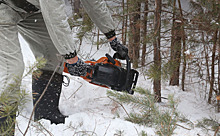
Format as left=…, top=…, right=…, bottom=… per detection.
left=217, top=5, right=220, bottom=112
left=132, top=2, right=141, bottom=68
left=128, top=0, right=134, bottom=61
left=124, top=0, right=128, bottom=46
left=177, top=0, right=187, bottom=91
left=218, top=31, right=220, bottom=112
left=170, top=0, right=180, bottom=86
left=128, top=0, right=141, bottom=68
left=122, top=0, right=126, bottom=45
left=141, top=0, right=148, bottom=66
left=153, top=0, right=162, bottom=102
left=208, top=30, right=218, bottom=104
left=169, top=20, right=181, bottom=86
left=169, top=0, right=182, bottom=86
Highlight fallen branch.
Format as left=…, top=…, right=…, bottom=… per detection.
left=176, top=123, right=191, bottom=130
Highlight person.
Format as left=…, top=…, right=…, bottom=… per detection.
left=0, top=0, right=128, bottom=135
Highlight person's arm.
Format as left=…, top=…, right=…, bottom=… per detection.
left=66, top=0, right=119, bottom=65
left=80, top=0, right=116, bottom=39
left=81, top=0, right=128, bottom=59
left=39, top=0, right=76, bottom=55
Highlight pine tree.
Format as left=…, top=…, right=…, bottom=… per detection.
left=189, top=0, right=220, bottom=104
left=107, top=87, right=180, bottom=136
left=153, top=0, right=162, bottom=102
left=169, top=0, right=182, bottom=86
left=141, top=0, right=149, bottom=67
left=128, top=0, right=141, bottom=68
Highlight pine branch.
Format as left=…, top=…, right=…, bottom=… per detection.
left=107, top=96, right=131, bottom=119
left=107, top=87, right=184, bottom=136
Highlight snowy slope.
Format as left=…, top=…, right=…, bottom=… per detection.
left=15, top=34, right=220, bottom=136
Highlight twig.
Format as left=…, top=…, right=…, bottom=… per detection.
left=67, top=79, right=83, bottom=100
left=107, top=96, right=131, bottom=119
left=16, top=122, right=24, bottom=135
left=103, top=122, right=111, bottom=136
left=214, top=125, right=219, bottom=136
left=176, top=123, right=191, bottom=130
left=134, top=126, right=139, bottom=136
left=92, top=120, right=97, bottom=136
left=18, top=113, right=53, bottom=135
left=74, top=130, right=98, bottom=136
left=37, top=122, right=54, bottom=136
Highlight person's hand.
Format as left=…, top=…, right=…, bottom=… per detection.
left=64, top=55, right=91, bottom=77
left=109, top=38, right=128, bottom=60
left=66, top=56, right=79, bottom=64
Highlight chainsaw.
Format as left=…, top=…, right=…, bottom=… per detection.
left=64, top=54, right=139, bottom=94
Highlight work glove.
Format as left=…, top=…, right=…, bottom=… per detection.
left=110, top=38, right=128, bottom=60
left=65, top=58, right=92, bottom=77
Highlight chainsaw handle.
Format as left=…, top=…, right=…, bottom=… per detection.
left=105, top=53, right=115, bottom=65
left=124, top=55, right=134, bottom=94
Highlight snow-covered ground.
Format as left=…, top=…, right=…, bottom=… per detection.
left=15, top=34, right=220, bottom=136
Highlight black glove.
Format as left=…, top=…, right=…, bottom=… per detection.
left=63, top=51, right=77, bottom=59
left=66, top=58, right=92, bottom=77
left=110, top=38, right=128, bottom=60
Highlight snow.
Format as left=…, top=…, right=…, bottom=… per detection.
left=184, top=50, right=191, bottom=55
left=15, top=34, right=220, bottom=136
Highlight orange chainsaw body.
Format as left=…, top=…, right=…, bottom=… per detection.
left=63, top=54, right=138, bottom=94
left=63, top=57, right=121, bottom=88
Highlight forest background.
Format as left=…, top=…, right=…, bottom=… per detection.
left=70, top=0, right=220, bottom=108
